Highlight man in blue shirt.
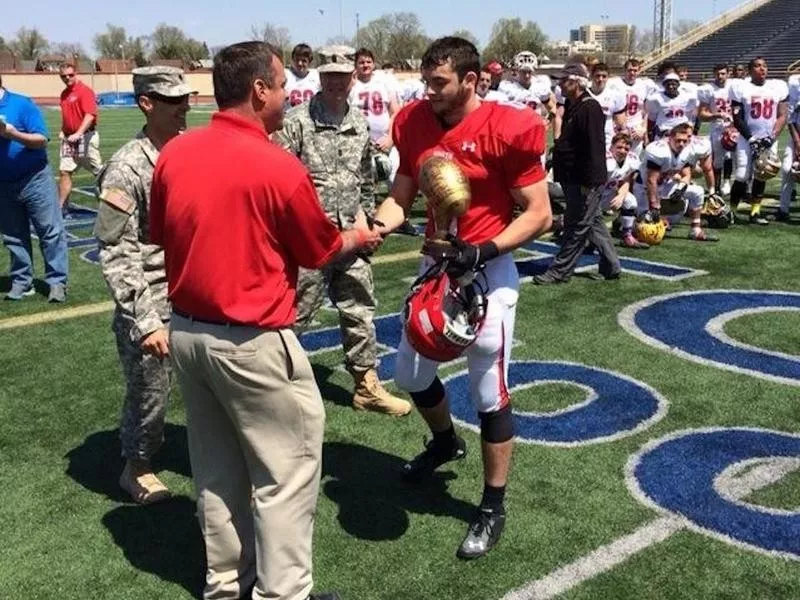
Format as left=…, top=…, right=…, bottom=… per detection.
left=0, top=75, right=69, bottom=301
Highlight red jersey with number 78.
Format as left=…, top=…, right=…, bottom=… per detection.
left=393, top=99, right=547, bottom=245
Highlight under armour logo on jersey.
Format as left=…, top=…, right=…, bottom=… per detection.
left=462, top=141, right=477, bottom=152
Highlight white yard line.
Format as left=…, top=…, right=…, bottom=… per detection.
left=501, top=458, right=800, bottom=600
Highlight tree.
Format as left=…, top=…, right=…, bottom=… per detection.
left=93, top=24, right=148, bottom=65
left=673, top=19, right=701, bottom=38
left=149, top=24, right=209, bottom=62
left=49, top=42, right=89, bottom=61
left=0, top=36, right=8, bottom=52
left=251, top=22, right=292, bottom=58
left=483, top=18, right=547, bottom=65
left=10, top=27, right=49, bottom=60
left=357, top=12, right=429, bottom=64
left=451, top=29, right=480, bottom=50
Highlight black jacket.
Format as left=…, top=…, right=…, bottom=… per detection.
left=552, top=91, right=607, bottom=187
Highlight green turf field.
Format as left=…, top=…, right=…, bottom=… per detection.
left=1, top=108, right=799, bottom=600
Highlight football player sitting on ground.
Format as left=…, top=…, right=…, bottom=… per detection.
left=634, top=123, right=717, bottom=242
left=602, top=133, right=647, bottom=249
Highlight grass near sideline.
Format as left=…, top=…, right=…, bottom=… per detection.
left=0, top=108, right=799, bottom=600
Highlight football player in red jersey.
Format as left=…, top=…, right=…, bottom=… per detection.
left=373, top=36, right=552, bottom=560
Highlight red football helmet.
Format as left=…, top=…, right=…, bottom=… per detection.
left=403, top=265, right=487, bottom=362
left=721, top=126, right=739, bottom=151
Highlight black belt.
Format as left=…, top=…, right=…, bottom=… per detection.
left=172, top=307, right=242, bottom=327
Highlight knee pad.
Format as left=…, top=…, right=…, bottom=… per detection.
left=409, top=377, right=446, bottom=409
left=751, top=179, right=766, bottom=198
left=686, top=185, right=704, bottom=210
left=621, top=193, right=637, bottom=213
left=479, top=406, right=514, bottom=443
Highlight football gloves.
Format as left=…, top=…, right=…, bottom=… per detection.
left=422, top=234, right=499, bottom=279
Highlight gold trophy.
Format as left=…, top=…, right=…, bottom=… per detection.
left=418, top=156, right=471, bottom=247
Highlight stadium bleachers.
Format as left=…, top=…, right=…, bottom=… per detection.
left=656, top=0, right=800, bottom=78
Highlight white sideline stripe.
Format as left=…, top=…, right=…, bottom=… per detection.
left=0, top=301, right=114, bottom=330
left=502, top=458, right=800, bottom=600
left=500, top=516, right=685, bottom=600
left=0, top=251, right=419, bottom=330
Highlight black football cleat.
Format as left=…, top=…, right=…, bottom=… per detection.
left=456, top=507, right=506, bottom=560
left=396, top=219, right=420, bottom=236
left=308, top=593, right=342, bottom=600
left=402, top=436, right=467, bottom=482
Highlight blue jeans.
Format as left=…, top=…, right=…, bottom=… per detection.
left=0, top=164, right=69, bottom=287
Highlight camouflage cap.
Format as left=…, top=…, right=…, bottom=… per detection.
left=132, top=66, right=196, bottom=97
left=317, top=45, right=356, bottom=74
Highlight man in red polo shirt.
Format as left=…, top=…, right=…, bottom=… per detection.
left=373, top=36, right=552, bottom=560
left=58, top=62, right=102, bottom=212
left=149, top=41, right=379, bottom=600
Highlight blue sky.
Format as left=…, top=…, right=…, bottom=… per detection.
left=3, top=0, right=744, bottom=56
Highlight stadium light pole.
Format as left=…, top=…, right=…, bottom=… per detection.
left=600, top=14, right=609, bottom=63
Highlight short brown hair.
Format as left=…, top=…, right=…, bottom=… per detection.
left=611, top=132, right=632, bottom=146
left=213, top=41, right=282, bottom=109
left=670, top=123, right=693, bottom=137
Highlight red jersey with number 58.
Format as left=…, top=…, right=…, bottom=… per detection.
left=393, top=99, right=547, bottom=245
left=729, top=79, right=789, bottom=139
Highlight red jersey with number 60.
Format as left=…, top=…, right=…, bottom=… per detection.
left=350, top=77, right=397, bottom=142
left=729, top=78, right=789, bottom=139
left=393, top=100, right=547, bottom=245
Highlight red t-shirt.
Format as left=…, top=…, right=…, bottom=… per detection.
left=59, top=81, right=98, bottom=134
left=149, top=111, right=343, bottom=329
left=393, top=99, right=547, bottom=244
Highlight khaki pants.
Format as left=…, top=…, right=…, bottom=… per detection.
left=170, top=313, right=325, bottom=600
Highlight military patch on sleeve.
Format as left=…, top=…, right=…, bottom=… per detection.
left=100, top=188, right=135, bottom=214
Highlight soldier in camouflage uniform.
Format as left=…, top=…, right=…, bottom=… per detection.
left=93, top=66, right=195, bottom=503
left=275, top=46, right=411, bottom=417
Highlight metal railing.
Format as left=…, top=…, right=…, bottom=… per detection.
left=640, top=0, right=775, bottom=69
left=788, top=58, right=800, bottom=74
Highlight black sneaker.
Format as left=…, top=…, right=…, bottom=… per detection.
left=402, top=436, right=466, bottom=482
left=456, top=507, right=506, bottom=560
left=308, top=593, right=342, bottom=600
left=749, top=214, right=769, bottom=226
left=396, top=220, right=420, bottom=236
left=773, top=211, right=791, bottom=222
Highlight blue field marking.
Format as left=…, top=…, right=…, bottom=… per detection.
left=628, top=428, right=800, bottom=559
left=619, top=290, right=800, bottom=386
left=443, top=361, right=667, bottom=446
left=300, top=312, right=405, bottom=381
left=521, top=240, right=706, bottom=281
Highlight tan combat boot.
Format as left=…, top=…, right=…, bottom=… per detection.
left=119, top=460, right=171, bottom=505
left=352, top=369, right=412, bottom=416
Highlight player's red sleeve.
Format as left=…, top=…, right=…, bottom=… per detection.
left=393, top=104, right=414, bottom=178
left=278, top=175, right=343, bottom=269
left=149, top=159, right=166, bottom=246
left=503, top=111, right=547, bottom=188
